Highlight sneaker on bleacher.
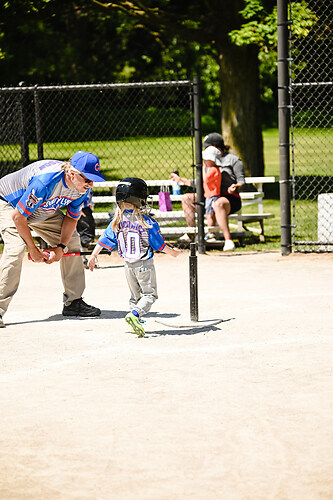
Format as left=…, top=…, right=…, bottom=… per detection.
left=178, top=233, right=194, bottom=242
left=204, top=232, right=217, bottom=242
left=223, top=239, right=235, bottom=251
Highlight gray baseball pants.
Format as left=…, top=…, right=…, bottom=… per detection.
left=125, top=258, right=158, bottom=317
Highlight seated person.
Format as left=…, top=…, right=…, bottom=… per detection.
left=169, top=132, right=245, bottom=251
left=167, top=174, right=196, bottom=228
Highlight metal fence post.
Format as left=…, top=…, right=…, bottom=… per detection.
left=17, top=81, right=29, bottom=166
left=277, top=0, right=292, bottom=255
left=193, top=76, right=205, bottom=254
left=34, top=85, right=44, bottom=160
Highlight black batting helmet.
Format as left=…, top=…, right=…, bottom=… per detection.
left=116, top=177, right=148, bottom=208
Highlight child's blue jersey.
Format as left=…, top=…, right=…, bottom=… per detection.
left=97, top=209, right=166, bottom=263
left=0, top=159, right=88, bottom=222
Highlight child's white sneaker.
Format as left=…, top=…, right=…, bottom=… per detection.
left=125, top=312, right=145, bottom=337
left=223, top=239, right=235, bottom=251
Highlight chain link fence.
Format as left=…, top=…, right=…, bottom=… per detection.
left=289, top=0, right=333, bottom=252
left=1, top=79, right=212, bottom=252
left=0, top=80, right=199, bottom=238
left=0, top=81, right=196, bottom=180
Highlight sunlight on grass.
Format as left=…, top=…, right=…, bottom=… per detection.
left=2, top=128, right=331, bottom=253
left=263, top=129, right=279, bottom=177
left=27, top=137, right=195, bottom=181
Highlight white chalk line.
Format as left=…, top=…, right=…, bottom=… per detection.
left=0, top=335, right=332, bottom=383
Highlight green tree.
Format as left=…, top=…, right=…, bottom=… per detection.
left=229, top=0, right=317, bottom=129
left=0, top=0, right=131, bottom=84
left=90, top=0, right=265, bottom=175
left=0, top=0, right=316, bottom=175
left=91, top=0, right=316, bottom=175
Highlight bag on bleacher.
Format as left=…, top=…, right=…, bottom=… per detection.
left=158, top=187, right=172, bottom=211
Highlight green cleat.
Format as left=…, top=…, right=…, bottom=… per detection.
left=125, top=312, right=145, bottom=337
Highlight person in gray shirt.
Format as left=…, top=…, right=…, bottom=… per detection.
left=169, top=133, right=245, bottom=250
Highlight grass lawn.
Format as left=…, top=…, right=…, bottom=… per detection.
left=263, top=128, right=279, bottom=177
left=1, top=129, right=284, bottom=252
left=3, top=128, right=331, bottom=254
left=74, top=129, right=284, bottom=252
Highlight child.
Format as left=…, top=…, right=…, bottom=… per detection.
left=88, top=177, right=181, bottom=337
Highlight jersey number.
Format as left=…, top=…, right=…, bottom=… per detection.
left=118, top=231, right=141, bottom=259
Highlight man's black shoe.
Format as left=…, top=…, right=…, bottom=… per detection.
left=62, top=298, right=101, bottom=317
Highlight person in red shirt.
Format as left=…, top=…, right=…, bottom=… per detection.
left=169, top=133, right=245, bottom=250
left=202, top=133, right=245, bottom=250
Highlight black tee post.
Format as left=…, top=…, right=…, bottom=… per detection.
left=189, top=242, right=199, bottom=322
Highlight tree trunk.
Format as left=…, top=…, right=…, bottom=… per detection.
left=218, top=43, right=264, bottom=177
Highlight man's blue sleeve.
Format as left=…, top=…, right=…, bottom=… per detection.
left=66, top=193, right=88, bottom=219
left=17, top=178, right=49, bottom=217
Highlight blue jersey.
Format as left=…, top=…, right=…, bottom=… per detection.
left=97, top=209, right=166, bottom=263
left=0, top=159, right=88, bottom=222
left=82, top=187, right=93, bottom=209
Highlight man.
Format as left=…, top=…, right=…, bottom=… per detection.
left=0, top=151, right=105, bottom=328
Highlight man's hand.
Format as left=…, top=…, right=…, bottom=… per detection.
left=44, top=246, right=64, bottom=264
left=28, top=246, right=50, bottom=263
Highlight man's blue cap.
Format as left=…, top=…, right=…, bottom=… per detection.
left=70, top=151, right=105, bottom=182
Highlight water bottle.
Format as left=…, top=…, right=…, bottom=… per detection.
left=172, top=170, right=181, bottom=195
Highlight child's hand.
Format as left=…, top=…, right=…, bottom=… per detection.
left=172, top=247, right=182, bottom=257
left=166, top=246, right=182, bottom=257
left=228, top=183, right=238, bottom=194
left=88, top=255, right=98, bottom=271
left=163, top=244, right=182, bottom=257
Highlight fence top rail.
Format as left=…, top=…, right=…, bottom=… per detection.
left=0, top=80, right=192, bottom=93
left=291, top=81, right=333, bottom=87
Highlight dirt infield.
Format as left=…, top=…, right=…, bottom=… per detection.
left=1, top=250, right=333, bottom=500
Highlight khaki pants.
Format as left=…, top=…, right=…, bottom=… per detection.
left=0, top=200, right=85, bottom=317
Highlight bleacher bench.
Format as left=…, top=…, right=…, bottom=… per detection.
left=91, top=177, right=276, bottom=243
left=31, top=177, right=276, bottom=246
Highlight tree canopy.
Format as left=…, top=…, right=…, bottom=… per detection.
left=0, top=0, right=317, bottom=174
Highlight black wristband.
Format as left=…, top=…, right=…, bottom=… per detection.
left=57, top=243, right=66, bottom=250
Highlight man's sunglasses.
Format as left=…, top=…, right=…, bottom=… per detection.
left=77, top=172, right=93, bottom=184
